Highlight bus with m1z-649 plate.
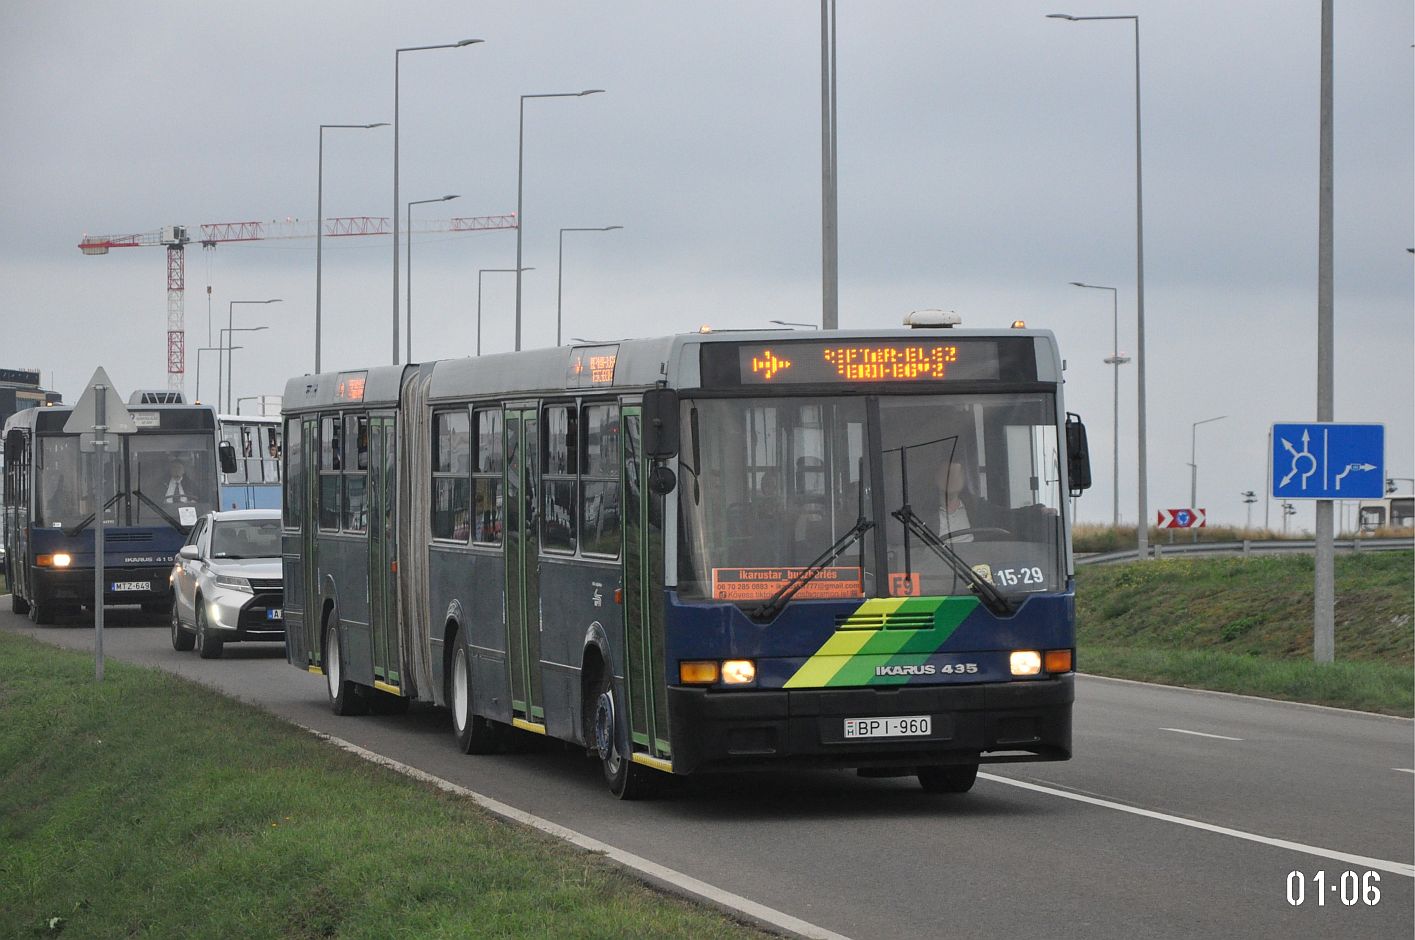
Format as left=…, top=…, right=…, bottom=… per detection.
left=3, top=395, right=219, bottom=623
left=280, top=322, right=1092, bottom=798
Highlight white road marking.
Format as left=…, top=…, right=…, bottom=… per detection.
left=1160, top=727, right=1245, bottom=741
left=300, top=725, right=854, bottom=940
left=979, top=772, right=1415, bottom=878
left=1394, top=768, right=1414, bottom=775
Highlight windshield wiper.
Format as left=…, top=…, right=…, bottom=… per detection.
left=750, top=515, right=875, bottom=622
left=63, top=490, right=128, bottom=537
left=890, top=505, right=1015, bottom=616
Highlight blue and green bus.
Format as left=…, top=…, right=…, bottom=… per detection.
left=217, top=414, right=282, bottom=511
left=3, top=395, right=219, bottom=623
left=281, top=323, right=1091, bottom=798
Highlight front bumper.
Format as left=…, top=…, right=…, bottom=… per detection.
left=667, top=675, right=1073, bottom=775
left=202, top=587, right=285, bottom=641
left=32, top=566, right=174, bottom=607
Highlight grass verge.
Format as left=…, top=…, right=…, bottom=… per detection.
left=1076, top=552, right=1414, bottom=716
left=0, top=631, right=767, bottom=939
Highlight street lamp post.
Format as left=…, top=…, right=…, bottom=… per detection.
left=407, top=194, right=460, bottom=362
left=318, top=122, right=387, bottom=374
left=1189, top=415, right=1227, bottom=513
left=1069, top=282, right=1129, bottom=528
left=220, top=326, right=269, bottom=413
left=394, top=39, right=481, bottom=365
left=515, top=89, right=605, bottom=352
left=1049, top=12, right=1148, bottom=559
left=478, top=267, right=533, bottom=356
left=221, top=300, right=280, bottom=414
left=193, top=346, right=236, bottom=405
left=557, top=226, right=621, bottom=347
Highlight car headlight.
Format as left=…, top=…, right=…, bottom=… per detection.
left=214, top=574, right=253, bottom=593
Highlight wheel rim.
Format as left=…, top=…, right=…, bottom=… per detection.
left=594, top=689, right=618, bottom=768
left=171, top=604, right=179, bottom=642
left=326, top=626, right=341, bottom=692
left=453, top=652, right=469, bottom=733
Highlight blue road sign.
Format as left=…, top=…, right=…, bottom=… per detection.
left=1271, top=423, right=1384, bottom=500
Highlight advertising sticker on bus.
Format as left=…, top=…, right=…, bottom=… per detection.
left=711, top=566, right=864, bottom=601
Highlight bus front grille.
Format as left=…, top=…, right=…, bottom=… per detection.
left=835, top=611, right=935, bottom=631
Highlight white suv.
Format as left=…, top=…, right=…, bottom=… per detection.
left=170, top=509, right=284, bottom=659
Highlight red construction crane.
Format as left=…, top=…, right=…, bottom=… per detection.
left=78, top=214, right=517, bottom=391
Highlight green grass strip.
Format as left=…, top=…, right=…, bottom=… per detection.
left=0, top=632, right=765, bottom=939
left=1081, top=646, right=1413, bottom=716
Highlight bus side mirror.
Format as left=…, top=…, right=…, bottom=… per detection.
left=648, top=465, right=677, bottom=496
left=1065, top=413, right=1092, bottom=496
left=642, top=388, right=679, bottom=459
left=218, top=441, right=238, bottom=474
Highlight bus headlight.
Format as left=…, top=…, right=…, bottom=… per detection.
left=720, top=660, right=756, bottom=685
left=1010, top=650, right=1042, bottom=676
left=37, top=553, right=72, bottom=568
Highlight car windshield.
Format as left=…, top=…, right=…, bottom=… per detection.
left=210, top=518, right=281, bottom=558
left=676, top=393, right=1065, bottom=603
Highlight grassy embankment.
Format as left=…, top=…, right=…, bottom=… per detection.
left=0, top=631, right=766, bottom=939
left=1075, top=550, right=1413, bottom=716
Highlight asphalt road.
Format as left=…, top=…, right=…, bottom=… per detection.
left=5, top=603, right=1412, bottom=940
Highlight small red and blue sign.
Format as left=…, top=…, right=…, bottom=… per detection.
left=1157, top=508, right=1206, bottom=529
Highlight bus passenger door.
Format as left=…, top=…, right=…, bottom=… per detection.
left=622, top=408, right=671, bottom=762
left=367, top=415, right=400, bottom=690
left=505, top=408, right=543, bottom=725
left=299, top=416, right=321, bottom=664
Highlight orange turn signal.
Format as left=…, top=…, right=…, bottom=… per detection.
left=1044, top=649, right=1074, bottom=674
left=679, top=661, right=719, bottom=685
left=36, top=554, right=54, bottom=567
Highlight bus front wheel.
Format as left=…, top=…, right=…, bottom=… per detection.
left=592, top=676, right=656, bottom=800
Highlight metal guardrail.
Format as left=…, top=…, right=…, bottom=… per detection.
left=1076, top=537, right=1414, bottom=566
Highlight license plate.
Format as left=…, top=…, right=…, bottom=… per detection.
left=843, top=715, right=932, bottom=739
left=266, top=608, right=283, bottom=621
left=111, top=581, right=151, bottom=592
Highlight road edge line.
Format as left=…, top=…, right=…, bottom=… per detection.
left=979, top=772, right=1415, bottom=878
left=1077, top=671, right=1413, bottom=722
left=296, top=724, right=853, bottom=940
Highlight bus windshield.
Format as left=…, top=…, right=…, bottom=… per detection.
left=677, top=393, right=1065, bottom=603
left=37, top=432, right=218, bottom=529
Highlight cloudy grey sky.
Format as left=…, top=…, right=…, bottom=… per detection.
left=2, top=1, right=1410, bottom=530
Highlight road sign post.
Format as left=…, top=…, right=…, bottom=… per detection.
left=1270, top=422, right=1384, bottom=664
left=63, top=368, right=136, bottom=681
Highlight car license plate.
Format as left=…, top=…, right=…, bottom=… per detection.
left=266, top=608, right=283, bottom=621
left=111, top=581, right=151, bottom=592
left=843, top=715, right=932, bottom=739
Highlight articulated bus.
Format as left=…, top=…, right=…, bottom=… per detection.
left=3, top=395, right=219, bottom=623
left=217, top=414, right=282, bottom=510
left=282, top=325, right=1092, bottom=798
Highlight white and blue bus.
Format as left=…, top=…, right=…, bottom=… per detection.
left=281, top=324, right=1092, bottom=798
left=217, top=414, right=282, bottom=511
left=3, top=395, right=220, bottom=623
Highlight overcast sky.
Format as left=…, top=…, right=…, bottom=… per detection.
left=2, top=1, right=1410, bottom=531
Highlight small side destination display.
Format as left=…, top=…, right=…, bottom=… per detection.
left=335, top=371, right=367, bottom=402
left=566, top=345, right=619, bottom=388
left=700, top=337, right=1036, bottom=386
left=711, top=566, right=864, bottom=601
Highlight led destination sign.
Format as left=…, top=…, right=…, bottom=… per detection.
left=700, top=337, right=1035, bottom=387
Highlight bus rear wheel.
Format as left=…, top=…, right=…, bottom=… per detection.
left=450, top=631, right=499, bottom=753
left=917, top=763, right=979, bottom=794
left=324, top=620, right=367, bottom=716
left=592, top=676, right=656, bottom=800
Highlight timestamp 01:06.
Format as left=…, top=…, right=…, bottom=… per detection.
left=1286, top=870, right=1380, bottom=906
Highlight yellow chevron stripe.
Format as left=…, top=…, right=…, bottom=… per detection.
left=783, top=598, right=905, bottom=688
